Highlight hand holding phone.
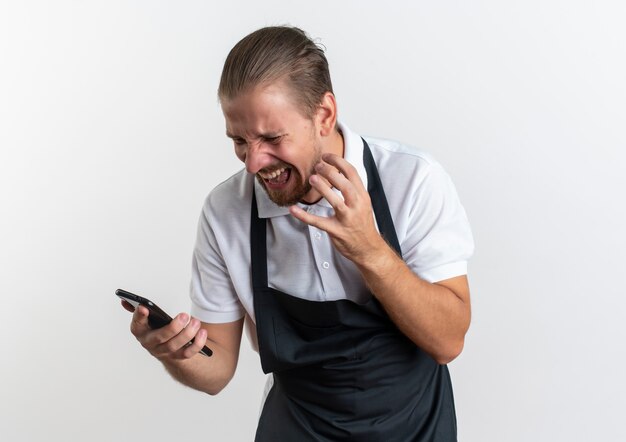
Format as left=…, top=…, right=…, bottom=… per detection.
left=116, top=288, right=212, bottom=357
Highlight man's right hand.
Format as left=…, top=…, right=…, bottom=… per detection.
left=125, top=301, right=208, bottom=362
left=121, top=300, right=244, bottom=395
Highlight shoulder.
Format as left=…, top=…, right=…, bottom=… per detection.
left=362, top=135, right=445, bottom=186
left=360, top=134, right=465, bottom=229
left=363, top=135, right=437, bottom=164
left=201, top=168, right=253, bottom=227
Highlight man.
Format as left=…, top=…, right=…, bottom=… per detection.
left=125, top=26, right=474, bottom=441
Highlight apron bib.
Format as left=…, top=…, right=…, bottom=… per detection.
left=252, top=140, right=457, bottom=441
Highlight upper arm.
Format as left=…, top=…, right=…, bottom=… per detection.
left=190, top=206, right=246, bottom=322
left=400, top=162, right=475, bottom=284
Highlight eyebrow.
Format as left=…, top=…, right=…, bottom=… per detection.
left=226, top=131, right=284, bottom=139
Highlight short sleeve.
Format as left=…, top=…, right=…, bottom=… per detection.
left=189, top=205, right=245, bottom=323
left=401, top=162, right=474, bottom=283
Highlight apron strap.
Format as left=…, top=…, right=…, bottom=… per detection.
left=362, top=138, right=402, bottom=257
left=250, top=192, right=268, bottom=289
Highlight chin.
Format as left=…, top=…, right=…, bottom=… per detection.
left=267, top=191, right=302, bottom=207
left=265, top=184, right=312, bottom=207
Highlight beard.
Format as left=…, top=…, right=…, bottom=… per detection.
left=256, top=148, right=322, bottom=207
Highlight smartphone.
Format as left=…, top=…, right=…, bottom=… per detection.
left=116, top=288, right=212, bottom=357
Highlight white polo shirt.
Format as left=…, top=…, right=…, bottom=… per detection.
left=189, top=122, right=474, bottom=326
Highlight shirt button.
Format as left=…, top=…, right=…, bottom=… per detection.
left=315, top=232, right=322, bottom=240
left=322, top=261, right=330, bottom=269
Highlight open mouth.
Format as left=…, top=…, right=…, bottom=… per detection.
left=258, top=166, right=292, bottom=188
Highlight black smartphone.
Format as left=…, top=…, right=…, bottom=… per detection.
left=116, top=288, right=212, bottom=357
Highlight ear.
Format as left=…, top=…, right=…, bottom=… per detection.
left=315, top=92, right=338, bottom=137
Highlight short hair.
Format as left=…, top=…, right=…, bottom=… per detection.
left=218, top=26, right=333, bottom=119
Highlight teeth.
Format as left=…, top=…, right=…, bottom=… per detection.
left=260, top=167, right=286, bottom=180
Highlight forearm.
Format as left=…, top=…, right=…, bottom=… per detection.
left=162, top=337, right=239, bottom=395
left=356, top=238, right=471, bottom=364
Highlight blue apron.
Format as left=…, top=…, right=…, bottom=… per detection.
left=251, top=140, right=457, bottom=441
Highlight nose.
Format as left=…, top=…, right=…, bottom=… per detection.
left=244, top=141, right=273, bottom=175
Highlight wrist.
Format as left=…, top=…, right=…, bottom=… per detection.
left=354, top=234, right=399, bottom=273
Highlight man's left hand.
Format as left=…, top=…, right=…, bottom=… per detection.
left=289, top=153, right=387, bottom=265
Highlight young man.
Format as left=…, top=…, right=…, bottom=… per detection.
left=125, top=26, right=474, bottom=440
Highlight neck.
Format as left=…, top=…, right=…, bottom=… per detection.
left=326, top=126, right=345, bottom=158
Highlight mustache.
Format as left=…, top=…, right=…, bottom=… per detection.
left=258, top=162, right=291, bottom=174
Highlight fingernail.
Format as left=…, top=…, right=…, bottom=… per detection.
left=179, top=313, right=189, bottom=324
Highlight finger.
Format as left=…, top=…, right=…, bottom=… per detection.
left=321, top=153, right=366, bottom=193
left=182, top=326, right=208, bottom=359
left=315, top=160, right=362, bottom=206
left=141, top=312, right=188, bottom=348
left=130, top=305, right=150, bottom=337
left=309, top=173, right=346, bottom=211
left=157, top=317, right=202, bottom=356
left=289, top=205, right=337, bottom=234
left=315, top=160, right=351, bottom=189
left=121, top=300, right=135, bottom=313
left=313, top=161, right=356, bottom=204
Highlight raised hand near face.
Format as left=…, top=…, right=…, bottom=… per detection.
left=289, top=153, right=388, bottom=266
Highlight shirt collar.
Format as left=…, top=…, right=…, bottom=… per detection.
left=255, top=122, right=369, bottom=219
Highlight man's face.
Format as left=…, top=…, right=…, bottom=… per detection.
left=221, top=82, right=323, bottom=206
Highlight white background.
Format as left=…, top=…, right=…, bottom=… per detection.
left=1, top=1, right=625, bottom=441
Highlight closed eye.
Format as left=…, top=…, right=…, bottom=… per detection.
left=263, top=135, right=283, bottom=144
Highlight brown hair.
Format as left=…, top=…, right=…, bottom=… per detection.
left=218, top=26, right=333, bottom=119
